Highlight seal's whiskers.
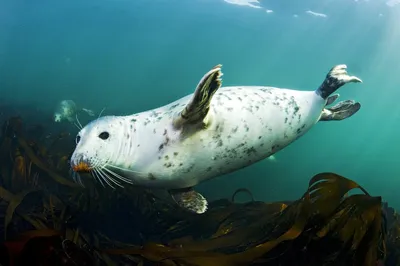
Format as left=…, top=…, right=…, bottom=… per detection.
left=72, top=172, right=85, bottom=187
left=70, top=169, right=85, bottom=187
left=98, top=168, right=124, bottom=189
left=97, top=107, right=106, bottom=119
left=73, top=122, right=82, bottom=131
left=104, top=163, right=155, bottom=179
left=96, top=168, right=115, bottom=188
left=92, top=169, right=106, bottom=188
left=75, top=114, right=83, bottom=130
left=102, top=166, right=135, bottom=185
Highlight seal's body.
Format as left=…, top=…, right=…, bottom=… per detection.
left=121, top=88, right=323, bottom=189
left=70, top=64, right=362, bottom=214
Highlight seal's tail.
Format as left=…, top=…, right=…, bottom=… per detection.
left=316, top=65, right=362, bottom=100
left=81, top=108, right=95, bottom=116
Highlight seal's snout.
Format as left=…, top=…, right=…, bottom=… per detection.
left=71, top=158, right=92, bottom=173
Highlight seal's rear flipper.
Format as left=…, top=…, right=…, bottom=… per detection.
left=316, top=65, right=362, bottom=100
left=325, top=94, right=340, bottom=106
left=173, top=65, right=223, bottom=129
left=81, top=108, right=95, bottom=116
left=319, top=100, right=361, bottom=121
left=170, top=187, right=208, bottom=214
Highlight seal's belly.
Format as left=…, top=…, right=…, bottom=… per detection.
left=140, top=86, right=325, bottom=189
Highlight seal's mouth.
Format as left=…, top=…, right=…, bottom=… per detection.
left=69, top=156, right=136, bottom=189
left=71, top=161, right=92, bottom=173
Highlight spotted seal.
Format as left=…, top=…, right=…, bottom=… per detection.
left=54, top=100, right=95, bottom=123
left=70, top=64, right=362, bottom=214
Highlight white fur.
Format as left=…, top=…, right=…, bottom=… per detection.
left=71, top=86, right=325, bottom=189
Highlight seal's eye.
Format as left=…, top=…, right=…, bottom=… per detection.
left=99, top=131, right=110, bottom=140
left=76, top=135, right=81, bottom=144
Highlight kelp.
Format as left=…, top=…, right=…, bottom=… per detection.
left=0, top=115, right=398, bottom=266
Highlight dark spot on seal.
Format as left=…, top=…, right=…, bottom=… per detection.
left=206, top=167, right=212, bottom=172
left=271, top=145, right=280, bottom=152
left=231, top=126, right=239, bottom=133
left=217, top=139, right=223, bottom=147
left=173, top=152, right=179, bottom=156
left=163, top=129, right=167, bottom=136
left=238, top=97, right=242, bottom=101
left=130, top=125, right=133, bottom=129
left=246, top=147, right=257, bottom=155
left=258, top=136, right=262, bottom=139
left=148, top=173, right=156, bottom=180
left=183, top=163, right=195, bottom=173
left=151, top=111, right=160, bottom=118
left=164, top=136, right=170, bottom=146
left=153, top=129, right=156, bottom=134
left=179, top=163, right=183, bottom=166
left=165, top=155, right=169, bottom=160
left=131, top=118, right=136, bottom=122
left=164, top=162, right=172, bottom=168
left=126, top=134, right=129, bottom=139
left=284, top=117, right=288, bottom=123
left=158, top=144, right=164, bottom=151
left=169, top=103, right=180, bottom=110
left=222, top=94, right=232, bottom=100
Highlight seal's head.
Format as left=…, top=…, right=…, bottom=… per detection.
left=70, top=116, right=133, bottom=187
left=54, top=113, right=62, bottom=122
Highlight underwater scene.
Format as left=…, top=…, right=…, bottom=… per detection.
left=1, top=0, right=400, bottom=265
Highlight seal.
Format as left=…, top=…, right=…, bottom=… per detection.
left=70, top=64, right=362, bottom=214
left=54, top=100, right=95, bottom=123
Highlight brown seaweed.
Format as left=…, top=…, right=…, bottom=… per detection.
left=0, top=115, right=396, bottom=266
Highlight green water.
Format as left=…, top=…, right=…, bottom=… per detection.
left=1, top=0, right=400, bottom=207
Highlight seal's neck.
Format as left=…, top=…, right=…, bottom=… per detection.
left=121, top=111, right=172, bottom=172
left=110, top=116, right=139, bottom=168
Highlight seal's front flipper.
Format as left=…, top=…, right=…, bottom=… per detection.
left=81, top=108, right=95, bottom=116
left=316, top=65, right=362, bottom=100
left=325, top=93, right=340, bottom=106
left=172, top=65, right=223, bottom=129
left=319, top=100, right=361, bottom=121
left=169, top=187, right=208, bottom=214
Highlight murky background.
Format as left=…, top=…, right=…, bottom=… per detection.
left=1, top=0, right=400, bottom=208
